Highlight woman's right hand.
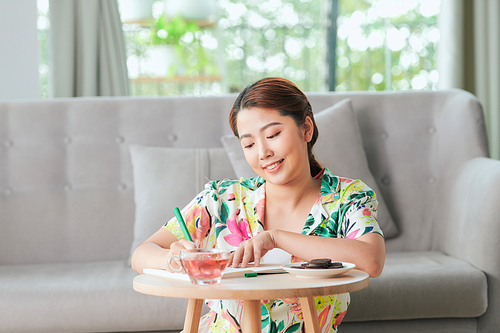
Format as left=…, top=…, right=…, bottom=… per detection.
left=164, top=238, right=196, bottom=272
left=131, top=227, right=196, bottom=275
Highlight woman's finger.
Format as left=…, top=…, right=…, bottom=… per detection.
left=178, top=239, right=196, bottom=249
left=253, top=245, right=262, bottom=267
left=231, top=244, right=245, bottom=268
left=251, top=231, right=274, bottom=266
left=240, top=241, right=255, bottom=268
left=227, top=252, right=235, bottom=267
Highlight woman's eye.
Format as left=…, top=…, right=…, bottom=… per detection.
left=244, top=143, right=254, bottom=149
left=267, top=131, right=281, bottom=139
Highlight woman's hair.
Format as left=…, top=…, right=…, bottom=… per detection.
left=229, top=77, right=323, bottom=177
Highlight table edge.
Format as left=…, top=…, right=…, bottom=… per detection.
left=133, top=269, right=369, bottom=300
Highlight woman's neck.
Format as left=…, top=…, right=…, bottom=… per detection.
left=265, top=174, right=321, bottom=211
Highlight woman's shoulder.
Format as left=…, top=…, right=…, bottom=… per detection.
left=321, top=168, right=375, bottom=199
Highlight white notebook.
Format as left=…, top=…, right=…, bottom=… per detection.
left=143, top=263, right=285, bottom=281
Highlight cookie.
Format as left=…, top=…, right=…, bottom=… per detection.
left=328, top=262, right=344, bottom=269
left=298, top=259, right=344, bottom=269
left=302, top=258, right=332, bottom=269
left=310, top=258, right=332, bottom=265
left=304, top=263, right=329, bottom=269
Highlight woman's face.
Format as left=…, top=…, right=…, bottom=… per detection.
left=236, top=107, right=313, bottom=186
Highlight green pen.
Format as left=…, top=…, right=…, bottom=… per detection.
left=244, top=272, right=288, bottom=278
left=173, top=207, right=193, bottom=242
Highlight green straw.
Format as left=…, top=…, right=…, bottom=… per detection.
left=173, top=207, right=193, bottom=242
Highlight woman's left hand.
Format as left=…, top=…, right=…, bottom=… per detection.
left=228, top=230, right=277, bottom=268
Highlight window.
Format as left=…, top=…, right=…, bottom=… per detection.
left=217, top=0, right=326, bottom=93
left=38, top=0, right=440, bottom=97
left=336, top=0, right=440, bottom=91
left=38, top=0, right=50, bottom=98
left=121, top=1, right=223, bottom=96
left=121, top=0, right=327, bottom=95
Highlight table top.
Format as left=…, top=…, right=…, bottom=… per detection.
left=133, top=269, right=369, bottom=300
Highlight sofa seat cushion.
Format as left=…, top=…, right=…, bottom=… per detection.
left=0, top=260, right=189, bottom=332
left=344, top=251, right=487, bottom=322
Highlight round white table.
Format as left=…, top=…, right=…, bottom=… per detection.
left=134, top=269, right=369, bottom=332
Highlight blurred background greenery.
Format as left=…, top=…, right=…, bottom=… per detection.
left=336, top=0, right=439, bottom=92
left=37, top=0, right=440, bottom=97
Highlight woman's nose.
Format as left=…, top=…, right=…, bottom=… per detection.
left=259, top=142, right=273, bottom=160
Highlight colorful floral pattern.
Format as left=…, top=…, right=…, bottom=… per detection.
left=165, top=167, right=383, bottom=333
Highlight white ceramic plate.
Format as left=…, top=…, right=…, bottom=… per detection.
left=281, top=262, right=356, bottom=279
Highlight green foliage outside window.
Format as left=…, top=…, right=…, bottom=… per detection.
left=123, top=0, right=440, bottom=95
left=38, top=0, right=440, bottom=97
left=217, top=0, right=326, bottom=93
left=336, top=0, right=440, bottom=91
left=150, top=15, right=212, bottom=78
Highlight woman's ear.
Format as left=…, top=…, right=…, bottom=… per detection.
left=302, top=116, right=314, bottom=142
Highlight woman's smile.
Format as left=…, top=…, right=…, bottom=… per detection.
left=263, top=159, right=284, bottom=173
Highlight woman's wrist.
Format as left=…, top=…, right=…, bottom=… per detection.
left=269, top=229, right=280, bottom=249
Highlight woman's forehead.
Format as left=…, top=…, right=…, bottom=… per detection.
left=236, top=107, right=295, bottom=136
left=237, top=107, right=285, bottom=121
left=237, top=107, right=287, bottom=125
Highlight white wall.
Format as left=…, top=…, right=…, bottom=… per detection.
left=0, top=0, right=40, bottom=100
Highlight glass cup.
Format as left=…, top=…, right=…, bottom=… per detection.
left=167, top=248, right=231, bottom=285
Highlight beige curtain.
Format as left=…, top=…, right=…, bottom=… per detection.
left=437, top=0, right=500, bottom=159
left=49, top=0, right=130, bottom=97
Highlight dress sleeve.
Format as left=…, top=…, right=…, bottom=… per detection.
left=338, top=179, right=384, bottom=239
left=163, top=185, right=215, bottom=248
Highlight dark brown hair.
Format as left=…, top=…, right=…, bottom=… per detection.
left=229, top=77, right=322, bottom=177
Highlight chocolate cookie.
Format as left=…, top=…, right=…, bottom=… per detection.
left=305, top=263, right=329, bottom=269
left=310, top=258, right=332, bottom=264
left=298, top=259, right=344, bottom=269
left=302, top=258, right=332, bottom=269
left=328, top=262, right=344, bottom=269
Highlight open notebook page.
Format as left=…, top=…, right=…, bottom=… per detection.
left=143, top=263, right=285, bottom=281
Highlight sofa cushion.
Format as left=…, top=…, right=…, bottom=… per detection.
left=221, top=99, right=398, bottom=238
left=344, top=251, right=488, bottom=322
left=128, top=145, right=236, bottom=264
left=0, top=261, right=190, bottom=332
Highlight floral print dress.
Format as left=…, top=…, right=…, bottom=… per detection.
left=164, top=167, right=383, bottom=333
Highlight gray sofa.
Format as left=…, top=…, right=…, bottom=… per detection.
left=0, top=89, right=498, bottom=333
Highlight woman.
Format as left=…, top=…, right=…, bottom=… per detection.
left=132, top=77, right=385, bottom=332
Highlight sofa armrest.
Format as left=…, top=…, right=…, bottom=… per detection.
left=435, top=157, right=500, bottom=333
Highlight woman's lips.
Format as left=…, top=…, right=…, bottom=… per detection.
left=263, top=159, right=284, bottom=173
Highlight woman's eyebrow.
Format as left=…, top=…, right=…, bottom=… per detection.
left=240, top=122, right=283, bottom=139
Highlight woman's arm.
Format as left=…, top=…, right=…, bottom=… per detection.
left=229, top=230, right=385, bottom=278
left=131, top=227, right=195, bottom=274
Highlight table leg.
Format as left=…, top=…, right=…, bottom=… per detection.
left=243, top=299, right=262, bottom=333
left=183, top=298, right=203, bottom=333
left=299, top=296, right=320, bottom=332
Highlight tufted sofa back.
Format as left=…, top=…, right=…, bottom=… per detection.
left=306, top=90, right=489, bottom=253
left=0, top=90, right=489, bottom=265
